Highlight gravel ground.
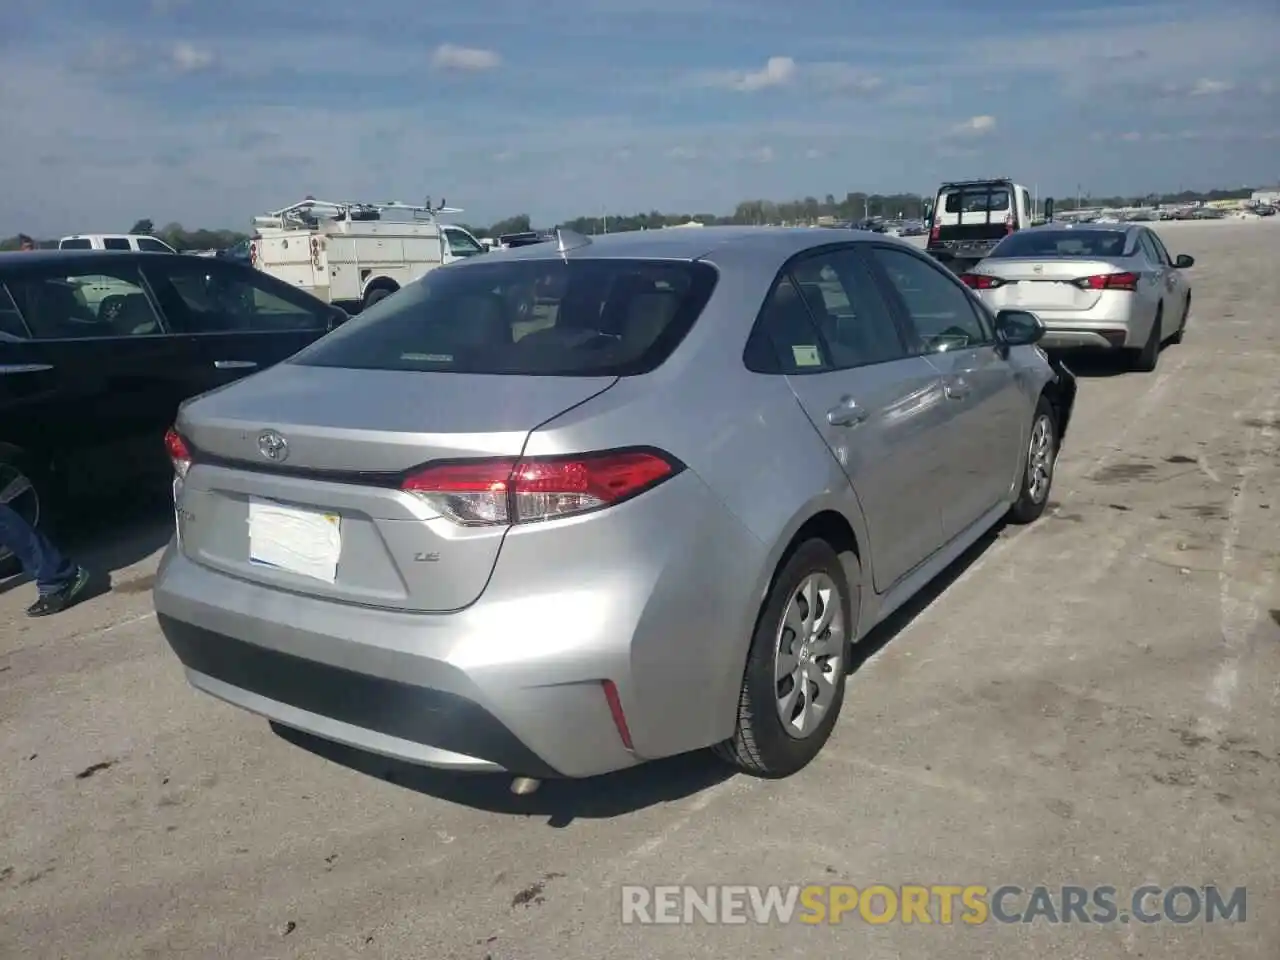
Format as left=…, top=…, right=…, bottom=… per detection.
left=2, top=218, right=1279, bottom=960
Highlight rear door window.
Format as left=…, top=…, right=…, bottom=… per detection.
left=102, top=237, right=131, bottom=251
left=292, top=258, right=719, bottom=376
left=136, top=237, right=174, bottom=253
left=144, top=260, right=330, bottom=333
left=786, top=249, right=908, bottom=368
left=943, top=186, right=1011, bottom=214
left=6, top=265, right=163, bottom=339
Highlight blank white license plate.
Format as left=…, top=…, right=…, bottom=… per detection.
left=1011, top=281, right=1077, bottom=308
left=247, top=497, right=341, bottom=583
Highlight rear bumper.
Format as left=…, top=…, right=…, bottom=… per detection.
left=992, top=302, right=1150, bottom=351
left=153, top=470, right=768, bottom=779
left=160, top=613, right=562, bottom=777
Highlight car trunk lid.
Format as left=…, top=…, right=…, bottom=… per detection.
left=968, top=258, right=1122, bottom=312
left=174, top=363, right=617, bottom=612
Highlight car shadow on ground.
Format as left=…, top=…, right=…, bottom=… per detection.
left=274, top=522, right=1004, bottom=825
left=271, top=722, right=734, bottom=828
left=1050, top=350, right=1135, bottom=379
left=0, top=491, right=171, bottom=598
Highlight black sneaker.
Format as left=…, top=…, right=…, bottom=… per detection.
left=27, top=567, right=92, bottom=618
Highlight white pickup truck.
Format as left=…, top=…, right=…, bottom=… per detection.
left=58, top=233, right=177, bottom=253
left=924, top=178, right=1039, bottom=270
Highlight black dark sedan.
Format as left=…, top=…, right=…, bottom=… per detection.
left=0, top=250, right=345, bottom=572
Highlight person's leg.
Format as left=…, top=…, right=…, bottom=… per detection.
left=0, top=503, right=89, bottom=615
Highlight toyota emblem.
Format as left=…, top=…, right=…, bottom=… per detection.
left=1033, top=264, right=1043, bottom=274
left=257, top=430, right=289, bottom=462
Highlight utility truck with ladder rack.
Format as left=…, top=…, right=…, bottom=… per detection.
left=247, top=197, right=487, bottom=313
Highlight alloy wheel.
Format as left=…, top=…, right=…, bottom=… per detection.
left=1026, top=414, right=1055, bottom=504
left=774, top=572, right=845, bottom=739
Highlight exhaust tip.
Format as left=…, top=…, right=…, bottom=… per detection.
left=509, top=777, right=542, bottom=796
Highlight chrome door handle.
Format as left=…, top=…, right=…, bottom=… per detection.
left=213, top=360, right=257, bottom=370
left=943, top=378, right=971, bottom=400
left=0, top=363, right=54, bottom=375
left=827, top=397, right=869, bottom=427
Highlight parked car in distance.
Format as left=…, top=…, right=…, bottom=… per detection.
left=956, top=222, right=1193, bottom=372
left=0, top=250, right=346, bottom=574
left=154, top=226, right=1077, bottom=791
left=59, top=233, right=177, bottom=253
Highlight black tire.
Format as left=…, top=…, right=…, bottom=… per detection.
left=1007, top=396, right=1058, bottom=525
left=0, top=448, right=48, bottom=579
left=1168, top=294, right=1189, bottom=345
left=363, top=286, right=394, bottom=309
left=1128, top=306, right=1161, bottom=372
left=714, top=540, right=855, bottom=778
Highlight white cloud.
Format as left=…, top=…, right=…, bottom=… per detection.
left=431, top=43, right=501, bottom=71
left=1189, top=78, right=1233, bottom=97
left=804, top=148, right=823, bottom=160
left=951, top=115, right=996, bottom=137
left=703, top=56, right=797, bottom=92
left=1119, top=131, right=1143, bottom=142
left=169, top=43, right=215, bottom=73
left=666, top=146, right=700, bottom=160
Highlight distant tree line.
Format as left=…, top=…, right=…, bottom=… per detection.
left=0, top=186, right=1258, bottom=252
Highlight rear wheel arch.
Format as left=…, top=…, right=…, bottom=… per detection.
left=362, top=276, right=400, bottom=306
left=758, top=509, right=863, bottom=643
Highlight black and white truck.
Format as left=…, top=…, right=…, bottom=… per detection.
left=923, top=178, right=1043, bottom=271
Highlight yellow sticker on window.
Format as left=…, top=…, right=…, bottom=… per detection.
left=792, top=345, right=822, bottom=367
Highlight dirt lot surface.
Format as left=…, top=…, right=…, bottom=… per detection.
left=3, top=219, right=1279, bottom=959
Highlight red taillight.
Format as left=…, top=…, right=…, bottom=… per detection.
left=929, top=221, right=941, bottom=242
left=164, top=427, right=192, bottom=479
left=401, top=449, right=681, bottom=526
left=1073, top=272, right=1138, bottom=292
left=1004, top=213, right=1014, bottom=235
left=959, top=273, right=1004, bottom=290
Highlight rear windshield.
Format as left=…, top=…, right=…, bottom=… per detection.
left=988, top=230, right=1131, bottom=259
left=292, top=258, right=719, bottom=376
left=942, top=186, right=1011, bottom=214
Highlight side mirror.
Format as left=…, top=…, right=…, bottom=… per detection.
left=1174, top=254, right=1195, bottom=268
left=326, top=307, right=348, bottom=331
left=1043, top=197, right=1055, bottom=222
left=922, top=202, right=933, bottom=223
left=994, top=309, right=1045, bottom=347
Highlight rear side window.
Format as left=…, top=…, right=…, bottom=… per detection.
left=292, top=258, right=718, bottom=376
left=102, top=237, right=131, bottom=251
left=59, top=238, right=92, bottom=250
left=989, top=230, right=1131, bottom=259
left=943, top=186, right=1011, bottom=214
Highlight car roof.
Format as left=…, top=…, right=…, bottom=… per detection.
left=470, top=225, right=897, bottom=264
left=0, top=250, right=214, bottom=268
left=1020, top=221, right=1139, bottom=235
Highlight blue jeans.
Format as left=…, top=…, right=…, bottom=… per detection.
left=0, top=503, right=77, bottom=595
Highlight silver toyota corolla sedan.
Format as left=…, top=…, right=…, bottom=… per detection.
left=957, top=222, right=1194, bottom=372
left=153, top=226, right=1077, bottom=790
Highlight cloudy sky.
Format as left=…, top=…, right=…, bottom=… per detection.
left=1, top=0, right=1276, bottom=234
